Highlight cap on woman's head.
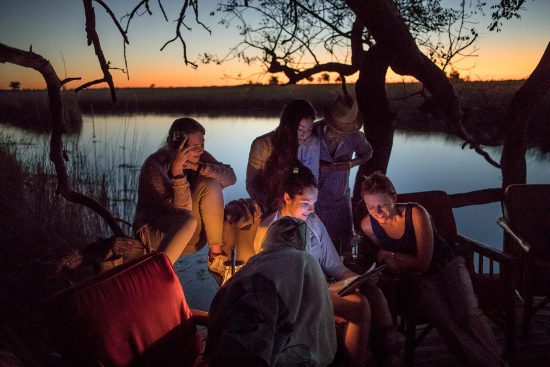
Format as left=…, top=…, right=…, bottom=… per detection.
left=323, top=93, right=362, bottom=133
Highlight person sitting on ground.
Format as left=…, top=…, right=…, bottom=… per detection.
left=205, top=216, right=337, bottom=367
left=314, top=92, right=373, bottom=254
left=253, top=165, right=403, bottom=367
left=360, top=172, right=505, bottom=367
left=246, top=99, right=318, bottom=216
left=133, top=117, right=236, bottom=265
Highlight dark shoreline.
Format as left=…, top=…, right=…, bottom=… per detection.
left=1, top=81, right=549, bottom=153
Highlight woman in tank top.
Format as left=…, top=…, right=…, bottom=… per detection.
left=359, top=172, right=505, bottom=367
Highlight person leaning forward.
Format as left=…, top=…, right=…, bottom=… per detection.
left=314, top=93, right=373, bottom=254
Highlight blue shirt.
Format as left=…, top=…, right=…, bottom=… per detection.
left=314, top=120, right=373, bottom=208
left=254, top=211, right=349, bottom=280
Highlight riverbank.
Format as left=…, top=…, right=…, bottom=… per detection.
left=2, top=81, right=548, bottom=152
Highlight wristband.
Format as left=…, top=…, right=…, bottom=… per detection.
left=169, top=172, right=185, bottom=179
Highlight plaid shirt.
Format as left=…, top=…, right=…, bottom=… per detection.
left=313, top=120, right=373, bottom=243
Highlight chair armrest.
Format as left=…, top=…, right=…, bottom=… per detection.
left=457, top=234, right=514, bottom=267
left=496, top=217, right=532, bottom=253
left=190, top=309, right=209, bottom=326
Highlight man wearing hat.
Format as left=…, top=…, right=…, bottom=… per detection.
left=313, top=93, right=373, bottom=254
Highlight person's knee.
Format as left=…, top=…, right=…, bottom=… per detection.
left=346, top=293, right=372, bottom=323
left=455, top=307, right=484, bottom=327
left=184, top=215, right=198, bottom=232
left=195, top=176, right=223, bottom=196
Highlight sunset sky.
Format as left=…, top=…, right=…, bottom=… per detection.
left=1, top=0, right=549, bottom=90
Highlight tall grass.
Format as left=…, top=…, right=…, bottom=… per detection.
left=0, top=90, right=82, bottom=132
left=0, top=124, right=148, bottom=362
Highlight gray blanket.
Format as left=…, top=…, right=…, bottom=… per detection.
left=205, top=216, right=336, bottom=367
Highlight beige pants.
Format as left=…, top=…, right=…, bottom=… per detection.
left=138, top=176, right=225, bottom=256
left=182, top=176, right=225, bottom=254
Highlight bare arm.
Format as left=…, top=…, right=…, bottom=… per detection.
left=360, top=207, right=434, bottom=273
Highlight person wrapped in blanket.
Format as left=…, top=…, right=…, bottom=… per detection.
left=204, top=216, right=337, bottom=367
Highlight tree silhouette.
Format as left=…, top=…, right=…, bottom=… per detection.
left=213, top=0, right=547, bottom=198
left=0, top=0, right=547, bottom=253
left=9, top=81, right=20, bottom=91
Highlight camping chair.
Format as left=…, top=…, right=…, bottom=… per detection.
left=360, top=190, right=516, bottom=366
left=497, top=184, right=550, bottom=336
left=46, top=253, right=208, bottom=367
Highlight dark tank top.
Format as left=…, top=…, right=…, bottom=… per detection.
left=370, top=203, right=454, bottom=274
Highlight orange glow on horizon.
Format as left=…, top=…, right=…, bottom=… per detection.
left=2, top=46, right=543, bottom=90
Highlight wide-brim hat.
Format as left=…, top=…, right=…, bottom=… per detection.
left=323, top=94, right=362, bottom=133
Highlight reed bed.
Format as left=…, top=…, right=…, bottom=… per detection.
left=0, top=124, right=151, bottom=363
left=0, top=90, right=82, bottom=133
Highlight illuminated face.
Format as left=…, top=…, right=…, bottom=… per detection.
left=186, top=131, right=205, bottom=163
left=323, top=124, right=347, bottom=146
left=283, top=186, right=318, bottom=221
left=363, top=192, right=396, bottom=224
left=297, top=117, right=314, bottom=145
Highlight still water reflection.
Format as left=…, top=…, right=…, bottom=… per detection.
left=2, top=113, right=549, bottom=251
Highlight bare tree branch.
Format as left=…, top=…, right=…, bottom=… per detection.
left=0, top=42, right=125, bottom=237
left=160, top=0, right=197, bottom=67
left=93, top=0, right=129, bottom=44
left=157, top=0, right=169, bottom=21
left=82, top=0, right=117, bottom=102
left=60, top=77, right=82, bottom=86
left=75, top=78, right=108, bottom=92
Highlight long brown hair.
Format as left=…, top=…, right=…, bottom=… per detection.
left=262, top=100, right=316, bottom=212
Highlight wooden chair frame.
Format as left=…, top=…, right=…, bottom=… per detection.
left=497, top=183, right=550, bottom=336
left=371, top=190, right=517, bottom=366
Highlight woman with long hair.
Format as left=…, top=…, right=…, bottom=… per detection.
left=246, top=99, right=317, bottom=216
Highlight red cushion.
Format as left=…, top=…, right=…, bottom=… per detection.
left=48, top=253, right=201, bottom=366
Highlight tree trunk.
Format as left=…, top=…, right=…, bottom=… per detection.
left=346, top=0, right=465, bottom=139
left=501, top=41, right=550, bottom=187
left=353, top=44, right=394, bottom=201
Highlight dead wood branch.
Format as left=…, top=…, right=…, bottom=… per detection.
left=81, top=0, right=117, bottom=102
left=0, top=42, right=125, bottom=237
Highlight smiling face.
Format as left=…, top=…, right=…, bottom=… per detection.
left=363, top=192, right=396, bottom=224
left=186, top=131, right=205, bottom=163
left=297, top=117, right=314, bottom=145
left=282, top=186, right=318, bottom=221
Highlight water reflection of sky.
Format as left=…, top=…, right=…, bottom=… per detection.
left=2, top=114, right=549, bottom=251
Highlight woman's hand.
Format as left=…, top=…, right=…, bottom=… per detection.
left=376, top=249, right=392, bottom=263
left=170, top=138, right=197, bottom=176
left=377, top=250, right=400, bottom=273
left=328, top=275, right=359, bottom=293
left=365, top=271, right=381, bottom=286
left=320, top=161, right=352, bottom=174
